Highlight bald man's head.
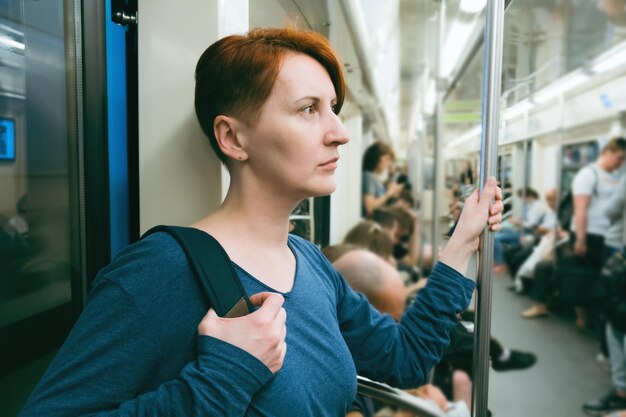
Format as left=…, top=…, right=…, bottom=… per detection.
left=332, top=249, right=406, bottom=321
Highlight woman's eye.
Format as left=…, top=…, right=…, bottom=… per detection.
left=302, top=104, right=316, bottom=114
left=331, top=104, right=337, bottom=114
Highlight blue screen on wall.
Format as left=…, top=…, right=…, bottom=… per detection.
left=0, top=118, right=15, bottom=161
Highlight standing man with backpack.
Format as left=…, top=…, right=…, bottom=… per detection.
left=583, top=162, right=626, bottom=416
left=569, top=137, right=626, bottom=328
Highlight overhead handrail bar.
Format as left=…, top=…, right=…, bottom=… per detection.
left=471, top=0, right=505, bottom=416
left=357, top=376, right=446, bottom=417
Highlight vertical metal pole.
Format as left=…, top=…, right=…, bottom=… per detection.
left=554, top=95, right=565, bottom=238
left=521, top=139, right=530, bottom=220
left=432, top=0, right=445, bottom=264
left=416, top=120, right=426, bottom=273
left=523, top=139, right=529, bottom=190
left=472, top=1, right=505, bottom=416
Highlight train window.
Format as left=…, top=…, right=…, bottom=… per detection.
left=0, top=0, right=82, bottom=377
left=560, top=141, right=600, bottom=195
left=498, top=154, right=513, bottom=213
left=444, top=158, right=474, bottom=189
left=290, top=198, right=314, bottom=242
left=288, top=196, right=331, bottom=248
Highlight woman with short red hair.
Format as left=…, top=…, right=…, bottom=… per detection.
left=20, top=28, right=502, bottom=416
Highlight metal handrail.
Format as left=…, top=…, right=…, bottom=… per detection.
left=472, top=1, right=505, bottom=417
left=357, top=376, right=445, bottom=417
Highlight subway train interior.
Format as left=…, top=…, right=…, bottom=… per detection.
left=2, top=0, right=626, bottom=416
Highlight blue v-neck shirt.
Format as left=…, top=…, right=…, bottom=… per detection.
left=19, top=233, right=475, bottom=416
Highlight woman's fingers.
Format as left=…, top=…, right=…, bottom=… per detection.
left=490, top=199, right=504, bottom=215
left=488, top=213, right=502, bottom=225
left=478, top=177, right=498, bottom=212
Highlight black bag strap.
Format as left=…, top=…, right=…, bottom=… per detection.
left=142, top=225, right=252, bottom=318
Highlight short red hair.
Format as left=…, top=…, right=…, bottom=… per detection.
left=194, top=28, right=346, bottom=164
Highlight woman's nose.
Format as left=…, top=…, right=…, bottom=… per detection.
left=325, top=113, right=350, bottom=146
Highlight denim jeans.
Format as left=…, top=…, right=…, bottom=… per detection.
left=494, top=230, right=520, bottom=264
left=607, top=322, right=626, bottom=391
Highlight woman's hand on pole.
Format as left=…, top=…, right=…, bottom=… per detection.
left=440, top=177, right=503, bottom=275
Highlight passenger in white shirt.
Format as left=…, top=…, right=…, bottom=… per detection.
left=493, top=188, right=546, bottom=270
left=571, top=137, right=626, bottom=328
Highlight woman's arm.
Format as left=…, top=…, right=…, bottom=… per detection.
left=338, top=261, right=474, bottom=388
left=363, top=182, right=404, bottom=216
left=339, top=178, right=502, bottom=388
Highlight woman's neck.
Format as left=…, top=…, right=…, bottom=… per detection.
left=196, top=180, right=299, bottom=247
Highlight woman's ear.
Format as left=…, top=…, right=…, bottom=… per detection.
left=213, top=115, right=248, bottom=161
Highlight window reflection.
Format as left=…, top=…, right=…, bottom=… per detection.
left=0, top=1, right=73, bottom=329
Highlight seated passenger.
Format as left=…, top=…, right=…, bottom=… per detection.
left=396, top=189, right=416, bottom=210
left=505, top=188, right=558, bottom=292
left=344, top=219, right=396, bottom=265
left=19, top=28, right=503, bottom=416
left=362, top=142, right=405, bottom=217
left=493, top=188, right=546, bottom=272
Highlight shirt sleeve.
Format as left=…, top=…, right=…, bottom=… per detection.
left=362, top=172, right=381, bottom=197
left=19, top=277, right=273, bottom=417
left=538, top=210, right=557, bottom=229
left=571, top=166, right=596, bottom=196
left=336, top=261, right=475, bottom=389
left=524, top=201, right=547, bottom=229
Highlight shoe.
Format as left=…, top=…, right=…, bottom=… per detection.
left=491, top=350, right=537, bottom=371
left=521, top=305, right=549, bottom=318
left=582, top=390, right=626, bottom=415
left=507, top=283, right=523, bottom=294
left=597, top=353, right=611, bottom=372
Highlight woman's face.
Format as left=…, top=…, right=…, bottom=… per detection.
left=238, top=53, right=349, bottom=199
left=375, top=154, right=391, bottom=174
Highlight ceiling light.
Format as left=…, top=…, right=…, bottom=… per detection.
left=460, top=0, right=488, bottom=14
left=441, top=22, right=475, bottom=77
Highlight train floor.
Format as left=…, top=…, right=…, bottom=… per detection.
left=487, top=270, right=612, bottom=417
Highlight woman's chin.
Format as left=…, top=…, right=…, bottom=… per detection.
left=303, top=182, right=337, bottom=199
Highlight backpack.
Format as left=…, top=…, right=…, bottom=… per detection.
left=595, top=249, right=626, bottom=332
left=557, top=165, right=599, bottom=230
left=141, top=225, right=253, bottom=317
